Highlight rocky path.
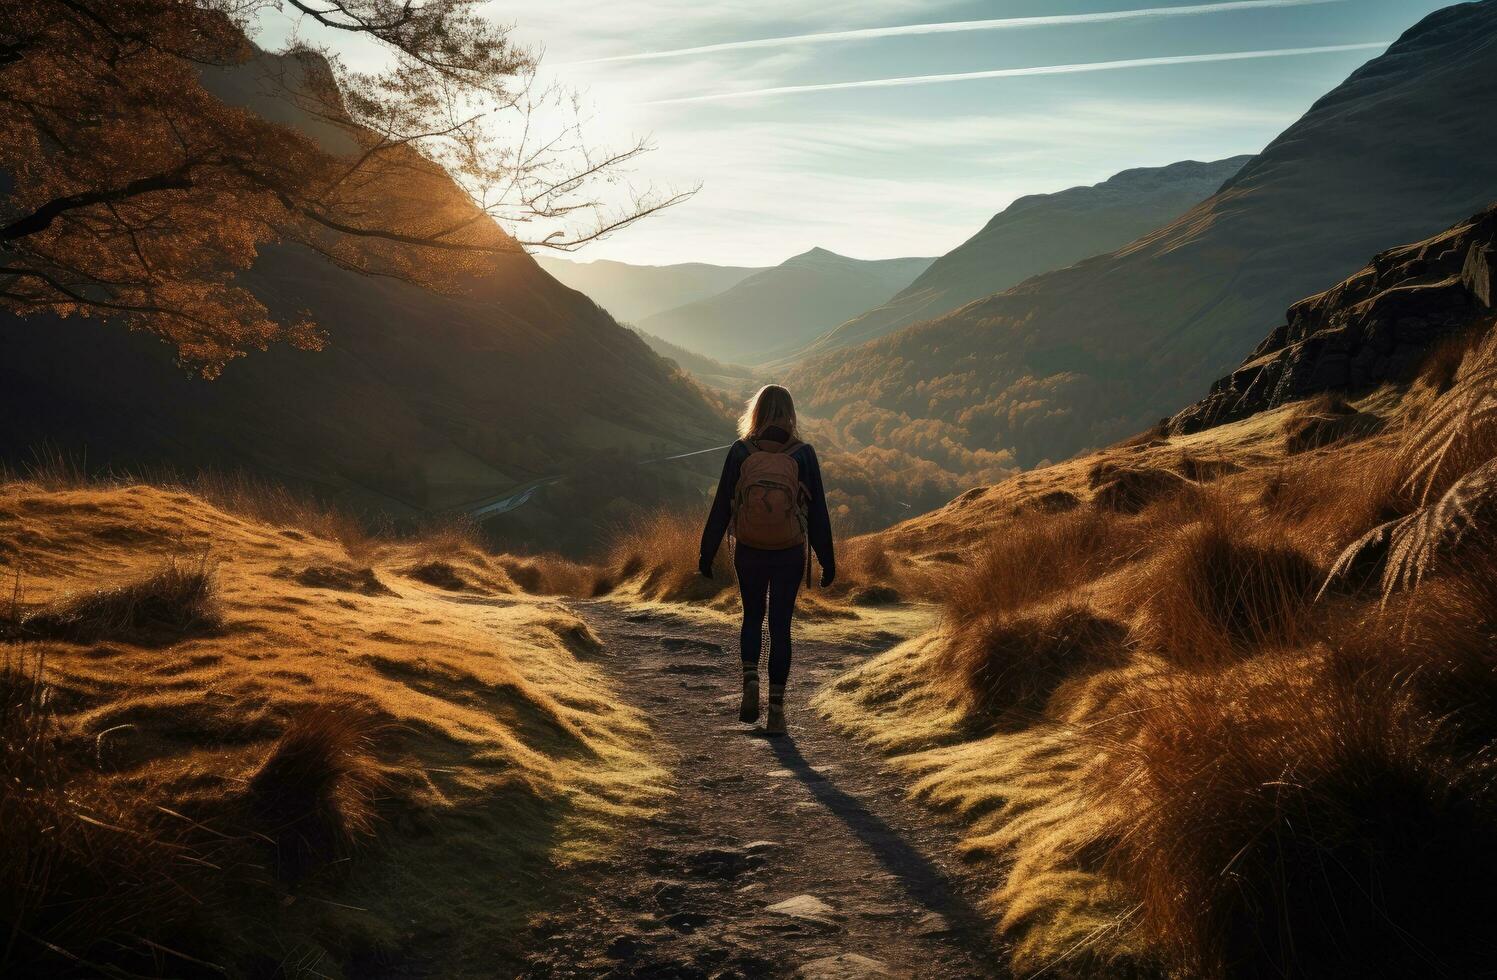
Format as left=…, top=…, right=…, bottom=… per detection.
left=520, top=601, right=1005, bottom=979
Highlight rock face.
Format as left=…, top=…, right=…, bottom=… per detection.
left=794, top=156, right=1251, bottom=359
left=1172, top=205, right=1497, bottom=434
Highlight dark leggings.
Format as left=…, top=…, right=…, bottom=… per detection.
left=734, top=544, right=804, bottom=685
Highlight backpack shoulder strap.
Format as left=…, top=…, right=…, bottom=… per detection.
left=777, top=438, right=804, bottom=455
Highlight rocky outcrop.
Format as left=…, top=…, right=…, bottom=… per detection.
left=1171, top=205, right=1497, bottom=434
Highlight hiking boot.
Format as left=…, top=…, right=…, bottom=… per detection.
left=739, top=669, right=760, bottom=723
left=764, top=683, right=786, bottom=736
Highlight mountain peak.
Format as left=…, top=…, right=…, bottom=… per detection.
left=785, top=246, right=848, bottom=264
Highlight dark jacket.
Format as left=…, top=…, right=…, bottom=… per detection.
left=699, top=426, right=834, bottom=575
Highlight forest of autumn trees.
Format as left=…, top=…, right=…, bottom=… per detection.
left=0, top=0, right=686, bottom=375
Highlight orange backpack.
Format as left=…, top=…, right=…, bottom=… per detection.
left=732, top=437, right=809, bottom=551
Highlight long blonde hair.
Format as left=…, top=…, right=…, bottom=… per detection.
left=738, top=384, right=798, bottom=440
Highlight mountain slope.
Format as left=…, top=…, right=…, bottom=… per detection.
left=788, top=1, right=1497, bottom=469
left=796, top=156, right=1250, bottom=359
left=631, top=329, right=759, bottom=395
left=536, top=257, right=763, bottom=323
left=0, top=49, right=731, bottom=549
left=638, top=248, right=935, bottom=364
left=1172, top=203, right=1497, bottom=434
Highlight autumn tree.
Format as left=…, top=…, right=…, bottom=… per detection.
left=0, top=0, right=686, bottom=374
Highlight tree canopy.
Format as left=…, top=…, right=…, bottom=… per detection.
left=0, top=0, right=685, bottom=375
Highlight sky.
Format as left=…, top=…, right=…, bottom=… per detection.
left=260, top=0, right=1453, bottom=267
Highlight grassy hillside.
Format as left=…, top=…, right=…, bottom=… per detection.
left=0, top=473, right=663, bottom=977
left=787, top=3, right=1497, bottom=472
left=817, top=334, right=1497, bottom=976
left=805, top=197, right=1497, bottom=976
left=795, top=156, right=1250, bottom=359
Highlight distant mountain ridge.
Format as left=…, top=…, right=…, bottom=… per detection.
left=638, top=248, right=935, bottom=365
left=787, top=1, right=1497, bottom=468
left=794, top=156, right=1251, bottom=359
left=536, top=257, right=763, bottom=323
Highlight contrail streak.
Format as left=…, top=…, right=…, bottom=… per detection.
left=641, top=42, right=1389, bottom=106
left=565, top=0, right=1346, bottom=67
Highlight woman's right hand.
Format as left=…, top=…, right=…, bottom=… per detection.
left=699, top=556, right=714, bottom=579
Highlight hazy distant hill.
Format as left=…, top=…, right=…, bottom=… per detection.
left=788, top=1, right=1497, bottom=468
left=639, top=248, right=935, bottom=364
left=0, top=49, right=731, bottom=551
left=795, top=156, right=1250, bottom=359
left=631, top=329, right=759, bottom=396
left=537, top=257, right=763, bottom=323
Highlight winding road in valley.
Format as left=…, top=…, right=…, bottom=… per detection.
left=454, top=444, right=735, bottom=520
left=521, top=601, right=1004, bottom=980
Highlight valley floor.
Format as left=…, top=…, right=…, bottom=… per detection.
left=520, top=600, right=1004, bottom=979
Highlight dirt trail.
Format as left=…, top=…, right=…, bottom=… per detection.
left=521, top=600, right=1005, bottom=979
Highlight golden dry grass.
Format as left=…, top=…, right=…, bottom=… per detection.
left=508, top=509, right=869, bottom=630
left=815, top=378, right=1497, bottom=978
left=0, top=479, right=663, bottom=976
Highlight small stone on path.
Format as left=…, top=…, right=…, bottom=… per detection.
left=914, top=911, right=955, bottom=937
left=796, top=953, right=901, bottom=978
left=766, top=894, right=843, bottom=928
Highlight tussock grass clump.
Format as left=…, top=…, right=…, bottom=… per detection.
left=1174, top=454, right=1243, bottom=483
left=1089, top=463, right=1191, bottom=513
left=401, top=559, right=470, bottom=591
left=20, top=557, right=221, bottom=645
left=1415, top=324, right=1486, bottom=394
left=1135, top=505, right=1322, bottom=662
left=0, top=653, right=222, bottom=976
left=936, top=511, right=1137, bottom=723
left=940, top=601, right=1128, bottom=724
left=944, top=510, right=1136, bottom=622
left=189, top=470, right=378, bottom=555
left=500, top=554, right=606, bottom=597
left=247, top=700, right=388, bottom=880
left=605, top=510, right=732, bottom=602
left=1281, top=394, right=1383, bottom=454
left=1356, top=556, right=1497, bottom=735
left=849, top=584, right=901, bottom=606
left=1251, top=443, right=1418, bottom=573
left=1103, top=658, right=1497, bottom=979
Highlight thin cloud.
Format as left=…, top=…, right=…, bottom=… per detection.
left=642, top=42, right=1390, bottom=106
left=565, top=0, right=1345, bottom=66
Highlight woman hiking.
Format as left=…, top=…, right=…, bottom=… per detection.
left=699, top=385, right=835, bottom=736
